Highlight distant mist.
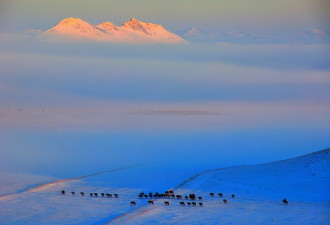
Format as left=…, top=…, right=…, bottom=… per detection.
left=0, top=32, right=329, bottom=178
left=1, top=33, right=329, bottom=70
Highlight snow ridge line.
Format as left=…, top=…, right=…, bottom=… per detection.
left=0, top=164, right=144, bottom=199
left=176, top=148, right=329, bottom=189
left=174, top=166, right=243, bottom=189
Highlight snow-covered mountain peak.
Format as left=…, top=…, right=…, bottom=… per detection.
left=39, top=17, right=187, bottom=44
left=183, top=28, right=203, bottom=37
left=95, top=21, right=118, bottom=32
left=187, top=27, right=202, bottom=34
left=57, top=18, right=89, bottom=27
left=47, top=17, right=101, bottom=36
left=122, top=18, right=150, bottom=34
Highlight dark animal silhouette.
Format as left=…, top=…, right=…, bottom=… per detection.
left=149, top=193, right=153, bottom=197
left=144, top=195, right=148, bottom=198
left=210, top=193, right=214, bottom=197
left=140, top=192, right=144, bottom=195
left=114, top=194, right=118, bottom=198
left=198, top=197, right=202, bottom=201
left=148, top=200, right=154, bottom=205
left=171, top=194, right=175, bottom=198
left=130, top=201, right=136, bottom=206
left=180, top=202, right=185, bottom=206
left=231, top=194, right=235, bottom=198
left=61, top=190, right=65, bottom=195
left=71, top=192, right=75, bottom=196
left=80, top=192, right=84, bottom=197
left=187, top=202, right=191, bottom=206
left=169, top=190, right=174, bottom=194
left=94, top=193, right=98, bottom=197
left=176, top=195, right=182, bottom=199
left=199, top=203, right=203, bottom=206
left=90, top=193, right=93, bottom=197
left=164, top=201, right=169, bottom=206
left=106, top=194, right=112, bottom=198
left=192, top=202, right=196, bottom=206
left=282, top=198, right=288, bottom=205
left=218, top=193, right=223, bottom=197
left=189, top=194, right=196, bottom=200
left=223, top=199, right=227, bottom=203
left=101, top=193, right=105, bottom=197
left=139, top=194, right=143, bottom=198
left=184, top=196, right=188, bottom=200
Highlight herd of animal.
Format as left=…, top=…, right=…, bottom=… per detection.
left=130, top=191, right=235, bottom=207
left=60, top=190, right=288, bottom=206
left=61, top=190, right=118, bottom=198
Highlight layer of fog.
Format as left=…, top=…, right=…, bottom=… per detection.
left=0, top=35, right=329, bottom=177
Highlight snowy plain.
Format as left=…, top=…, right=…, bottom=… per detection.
left=0, top=148, right=329, bottom=225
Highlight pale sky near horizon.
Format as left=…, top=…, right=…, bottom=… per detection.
left=0, top=0, right=329, bottom=34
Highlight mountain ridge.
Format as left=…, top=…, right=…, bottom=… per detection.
left=39, top=17, right=187, bottom=44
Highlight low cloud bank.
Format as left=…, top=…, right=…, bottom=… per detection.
left=0, top=32, right=329, bottom=71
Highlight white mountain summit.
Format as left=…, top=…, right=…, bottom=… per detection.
left=39, top=18, right=187, bottom=44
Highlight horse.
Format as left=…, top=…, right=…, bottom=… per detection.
left=218, top=193, right=223, bottom=197
left=282, top=198, right=288, bottom=205
left=101, top=193, right=105, bottom=197
left=171, top=194, right=175, bottom=199
left=107, top=194, right=112, bottom=198
left=114, top=194, right=118, bottom=198
left=130, top=201, right=136, bottom=206
left=187, top=202, right=191, bottom=206
left=223, top=199, right=227, bottom=203
left=198, top=197, right=202, bottom=201
left=231, top=194, right=235, bottom=198
left=164, top=201, right=169, bottom=206
left=192, top=202, right=196, bottom=206
left=199, top=203, right=203, bottom=207
left=94, top=193, right=98, bottom=197
left=61, top=190, right=65, bottom=195
left=189, top=194, right=196, bottom=201
left=210, top=193, right=214, bottom=197
left=149, top=192, right=153, bottom=197
left=144, top=195, right=148, bottom=198
left=148, top=200, right=154, bottom=205
left=71, top=192, right=75, bottom=196
left=176, top=195, right=182, bottom=199
left=80, top=192, right=84, bottom=197
left=180, top=202, right=185, bottom=206
left=90, top=193, right=93, bottom=197
left=139, top=194, right=143, bottom=198
left=184, top=196, right=188, bottom=200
